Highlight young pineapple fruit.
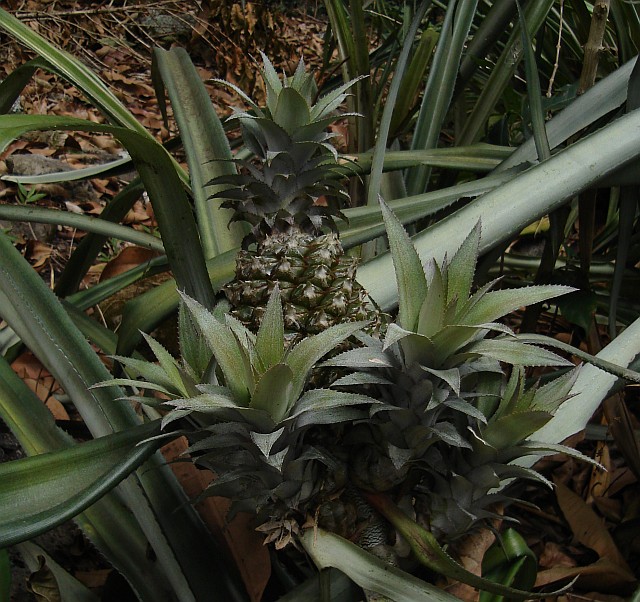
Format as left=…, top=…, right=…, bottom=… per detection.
left=210, top=54, right=377, bottom=341
left=327, top=200, right=593, bottom=541
left=106, top=289, right=380, bottom=549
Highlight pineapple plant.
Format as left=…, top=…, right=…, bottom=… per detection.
left=102, top=288, right=381, bottom=549
left=326, top=200, right=598, bottom=543
left=209, top=54, right=379, bottom=341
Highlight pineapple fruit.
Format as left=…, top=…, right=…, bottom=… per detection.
left=209, top=54, right=377, bottom=341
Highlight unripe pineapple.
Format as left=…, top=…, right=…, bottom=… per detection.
left=210, top=54, right=378, bottom=340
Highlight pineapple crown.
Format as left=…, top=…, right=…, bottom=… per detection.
left=100, top=288, right=379, bottom=523
left=209, top=53, right=363, bottom=244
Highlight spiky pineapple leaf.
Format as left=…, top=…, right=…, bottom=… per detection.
left=332, top=372, right=394, bottom=387
left=259, top=52, right=283, bottom=113
left=251, top=364, right=294, bottom=423
left=310, top=76, right=367, bottom=121
left=453, top=339, right=573, bottom=367
left=289, top=389, right=379, bottom=421
left=107, top=355, right=178, bottom=393
left=460, top=286, right=574, bottom=326
left=286, top=320, right=368, bottom=400
left=443, top=398, right=488, bottom=424
left=141, top=333, right=189, bottom=397
left=416, top=261, right=446, bottom=338
left=322, top=346, right=396, bottom=369
left=91, top=378, right=174, bottom=397
left=380, top=198, right=428, bottom=332
left=161, top=390, right=274, bottom=431
left=430, top=324, right=514, bottom=366
left=429, top=422, right=473, bottom=449
left=273, top=88, right=311, bottom=135
left=530, top=368, right=580, bottom=413
left=179, top=293, right=253, bottom=405
left=447, top=222, right=481, bottom=312
left=178, top=300, right=212, bottom=379
left=515, top=333, right=640, bottom=383
left=482, top=411, right=553, bottom=449
left=421, top=365, right=461, bottom=396
left=509, top=441, right=603, bottom=468
left=250, top=428, right=286, bottom=459
left=255, top=288, right=285, bottom=372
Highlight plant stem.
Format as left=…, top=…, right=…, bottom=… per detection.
left=578, top=0, right=611, bottom=95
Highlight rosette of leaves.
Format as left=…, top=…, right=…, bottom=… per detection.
left=326, top=200, right=594, bottom=540
left=102, top=288, right=379, bottom=549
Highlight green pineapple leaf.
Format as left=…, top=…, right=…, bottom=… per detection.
left=286, top=320, right=368, bottom=400
left=530, top=368, right=579, bottom=413
left=310, top=76, right=366, bottom=121
left=255, top=287, right=285, bottom=372
left=91, top=378, right=174, bottom=399
left=460, top=285, right=575, bottom=326
left=179, top=293, right=253, bottom=405
left=259, top=52, right=284, bottom=114
left=416, top=261, right=446, bottom=338
left=251, top=364, right=295, bottom=424
left=451, top=338, right=574, bottom=368
left=141, top=332, right=191, bottom=397
left=273, top=87, right=311, bottom=135
left=446, top=222, right=482, bottom=313
left=481, top=411, right=553, bottom=449
left=178, top=299, right=212, bottom=379
left=106, top=355, right=182, bottom=394
left=379, top=197, right=428, bottom=332
left=250, top=428, right=286, bottom=459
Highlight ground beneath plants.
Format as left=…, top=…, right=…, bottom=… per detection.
left=0, top=1, right=638, bottom=600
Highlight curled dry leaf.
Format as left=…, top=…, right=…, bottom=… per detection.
left=542, top=478, right=637, bottom=594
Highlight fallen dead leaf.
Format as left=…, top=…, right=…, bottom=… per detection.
left=162, top=437, right=271, bottom=602
left=99, top=246, right=160, bottom=282
left=539, top=541, right=578, bottom=569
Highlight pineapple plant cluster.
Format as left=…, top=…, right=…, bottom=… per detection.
left=106, top=55, right=597, bottom=593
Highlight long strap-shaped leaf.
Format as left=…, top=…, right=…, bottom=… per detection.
left=0, top=203, right=164, bottom=252
left=0, top=113, right=214, bottom=307
left=0, top=230, right=246, bottom=600
left=0, top=420, right=162, bottom=547
left=300, top=528, right=460, bottom=602
left=153, top=48, right=245, bottom=260
left=359, top=107, right=640, bottom=311
left=0, top=8, right=149, bottom=134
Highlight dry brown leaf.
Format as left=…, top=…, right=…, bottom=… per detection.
left=539, top=541, right=578, bottom=570
left=11, top=351, right=61, bottom=405
left=99, top=246, right=160, bottom=282
left=554, top=478, right=630, bottom=569
left=551, top=478, right=636, bottom=592
left=535, top=557, right=636, bottom=593
left=586, top=442, right=611, bottom=503
left=445, top=526, right=498, bottom=602
left=45, top=397, right=70, bottom=422
left=162, top=437, right=271, bottom=602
